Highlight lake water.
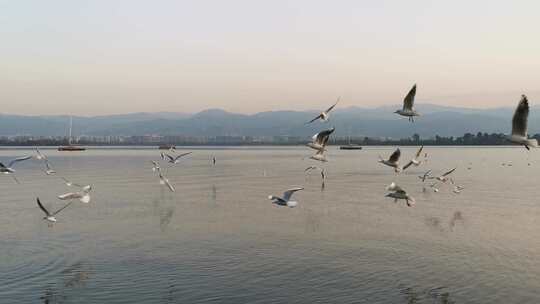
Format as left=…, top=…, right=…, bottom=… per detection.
left=1, top=146, right=540, bottom=303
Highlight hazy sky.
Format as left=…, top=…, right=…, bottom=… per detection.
left=1, top=1, right=540, bottom=115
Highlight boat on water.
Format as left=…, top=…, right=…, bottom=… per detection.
left=58, top=117, right=86, bottom=151
left=339, top=134, right=362, bottom=150
left=339, top=144, right=363, bottom=150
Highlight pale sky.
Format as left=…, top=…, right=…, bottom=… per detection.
left=1, top=0, right=539, bottom=115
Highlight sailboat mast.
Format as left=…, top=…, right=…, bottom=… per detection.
left=69, top=116, right=72, bottom=145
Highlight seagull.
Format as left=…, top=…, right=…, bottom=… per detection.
left=268, top=187, right=304, bottom=207
left=394, top=84, right=420, bottom=122
left=163, top=152, right=192, bottom=164
left=60, top=177, right=83, bottom=188
left=43, top=161, right=56, bottom=175
left=386, top=182, right=404, bottom=192
left=378, top=148, right=402, bottom=172
left=305, top=166, right=326, bottom=180
left=309, top=150, right=328, bottom=162
left=385, top=186, right=415, bottom=207
left=305, top=97, right=340, bottom=124
left=510, top=95, right=538, bottom=150
left=151, top=161, right=161, bottom=172
left=58, top=185, right=92, bottom=203
left=35, top=148, right=48, bottom=161
left=402, top=146, right=424, bottom=171
left=307, top=128, right=335, bottom=151
left=429, top=167, right=456, bottom=183
left=159, top=172, right=175, bottom=192
left=37, top=197, right=73, bottom=225
left=0, top=156, right=32, bottom=183
left=453, top=185, right=465, bottom=194
left=418, top=170, right=432, bottom=182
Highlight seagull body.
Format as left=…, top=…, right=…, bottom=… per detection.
left=151, top=161, right=161, bottom=172
left=0, top=156, right=32, bottom=183
left=418, top=170, right=432, bottom=182
left=61, top=177, right=83, bottom=188
left=159, top=172, right=175, bottom=192
left=58, top=185, right=92, bottom=203
left=510, top=95, right=538, bottom=150
left=307, top=127, right=335, bottom=151
left=268, top=187, right=304, bottom=207
left=430, top=167, right=456, bottom=183
left=306, top=98, right=339, bottom=124
left=35, top=148, right=47, bottom=161
left=163, top=152, right=192, bottom=164
left=402, top=146, right=424, bottom=170
left=453, top=185, right=465, bottom=194
left=0, top=156, right=32, bottom=174
left=385, top=186, right=415, bottom=207
left=378, top=148, right=402, bottom=172
left=394, top=84, right=420, bottom=122
left=44, top=161, right=56, bottom=175
left=37, top=197, right=73, bottom=224
left=309, top=150, right=328, bottom=162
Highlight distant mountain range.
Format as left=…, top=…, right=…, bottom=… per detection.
left=1, top=104, right=537, bottom=138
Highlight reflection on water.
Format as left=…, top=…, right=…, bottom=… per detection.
left=400, top=286, right=455, bottom=304
left=2, top=147, right=540, bottom=303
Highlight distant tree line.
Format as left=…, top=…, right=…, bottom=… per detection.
left=348, top=132, right=540, bottom=146
left=2, top=132, right=540, bottom=146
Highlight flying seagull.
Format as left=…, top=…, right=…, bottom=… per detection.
left=0, top=156, right=32, bottom=183
left=151, top=161, right=161, bottom=172
left=37, top=197, right=73, bottom=225
left=307, top=128, right=335, bottom=151
left=510, top=95, right=538, bottom=150
left=43, top=161, right=56, bottom=175
left=418, top=170, right=432, bottom=182
left=309, top=150, right=328, bottom=162
left=35, top=148, right=48, bottom=161
left=394, top=84, right=420, bottom=122
left=159, top=172, right=175, bottom=192
left=305, top=166, right=326, bottom=180
left=163, top=152, right=192, bottom=164
left=60, top=177, right=83, bottom=188
left=306, top=97, right=340, bottom=124
left=385, top=185, right=415, bottom=207
left=58, top=185, right=92, bottom=203
left=268, top=187, right=304, bottom=207
left=402, top=146, right=424, bottom=171
left=430, top=167, right=456, bottom=183
left=378, top=148, right=402, bottom=172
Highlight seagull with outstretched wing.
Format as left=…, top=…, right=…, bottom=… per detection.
left=268, top=187, right=304, bottom=207
left=394, top=84, right=420, bottom=122
left=37, top=197, right=73, bottom=224
left=510, top=95, right=538, bottom=150
left=306, top=97, right=340, bottom=124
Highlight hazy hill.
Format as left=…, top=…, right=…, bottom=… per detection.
left=0, top=104, right=536, bottom=138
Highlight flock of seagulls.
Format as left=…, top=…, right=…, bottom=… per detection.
left=270, top=87, right=537, bottom=208
left=1, top=86, right=538, bottom=220
left=1, top=148, right=94, bottom=225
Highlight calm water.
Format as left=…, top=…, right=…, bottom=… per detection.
left=1, top=146, right=540, bottom=303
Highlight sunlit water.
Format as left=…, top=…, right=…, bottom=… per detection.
left=1, top=146, right=540, bottom=303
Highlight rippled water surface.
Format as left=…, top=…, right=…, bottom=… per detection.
left=1, top=146, right=540, bottom=303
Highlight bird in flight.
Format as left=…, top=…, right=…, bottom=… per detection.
left=510, top=94, right=537, bottom=150
left=306, top=97, right=340, bottom=124
left=394, top=84, right=420, bottom=122
left=268, top=187, right=304, bottom=207
left=36, top=197, right=73, bottom=226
